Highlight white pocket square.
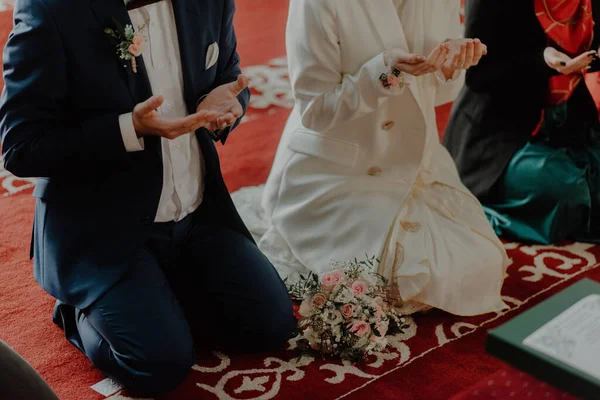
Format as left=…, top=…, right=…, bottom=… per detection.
left=205, top=42, right=219, bottom=70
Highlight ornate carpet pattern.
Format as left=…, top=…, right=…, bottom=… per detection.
left=96, top=243, right=600, bottom=399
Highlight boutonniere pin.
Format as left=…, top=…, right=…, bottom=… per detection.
left=104, top=19, right=146, bottom=73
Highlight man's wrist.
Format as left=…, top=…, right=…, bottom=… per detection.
left=196, top=94, right=209, bottom=109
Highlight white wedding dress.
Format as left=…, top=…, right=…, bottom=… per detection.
left=232, top=184, right=439, bottom=315
left=232, top=171, right=508, bottom=316
left=232, top=0, right=509, bottom=316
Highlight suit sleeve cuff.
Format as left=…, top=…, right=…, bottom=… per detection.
left=196, top=94, right=208, bottom=107
left=118, top=113, right=144, bottom=152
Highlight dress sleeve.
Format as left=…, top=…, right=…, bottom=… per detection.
left=287, top=0, right=408, bottom=133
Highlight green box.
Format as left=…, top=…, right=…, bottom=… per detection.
left=486, top=278, right=600, bottom=400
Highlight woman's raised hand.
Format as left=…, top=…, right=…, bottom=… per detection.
left=385, top=44, right=450, bottom=77
left=544, top=47, right=597, bottom=75
left=425, top=43, right=452, bottom=71
left=384, top=49, right=427, bottom=76
left=443, top=39, right=487, bottom=70
left=385, top=39, right=489, bottom=78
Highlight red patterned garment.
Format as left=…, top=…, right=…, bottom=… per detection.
left=535, top=0, right=594, bottom=105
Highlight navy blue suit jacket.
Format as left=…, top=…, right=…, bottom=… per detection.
left=0, top=0, right=252, bottom=308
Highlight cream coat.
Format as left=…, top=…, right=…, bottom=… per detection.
left=259, top=0, right=508, bottom=315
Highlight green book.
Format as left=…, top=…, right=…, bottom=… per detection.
left=486, top=278, right=600, bottom=400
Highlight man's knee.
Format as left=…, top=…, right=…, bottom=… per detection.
left=88, top=337, right=195, bottom=395
left=269, top=306, right=298, bottom=345
left=132, top=350, right=194, bottom=395
left=252, top=296, right=297, bottom=350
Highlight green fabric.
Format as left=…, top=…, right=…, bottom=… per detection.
left=485, top=96, right=600, bottom=244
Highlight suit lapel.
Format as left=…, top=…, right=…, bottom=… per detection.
left=90, top=0, right=153, bottom=104
left=361, top=2, right=426, bottom=115
left=91, top=0, right=161, bottom=156
left=171, top=0, right=207, bottom=113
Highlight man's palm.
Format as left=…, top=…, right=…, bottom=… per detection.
left=198, top=75, right=249, bottom=130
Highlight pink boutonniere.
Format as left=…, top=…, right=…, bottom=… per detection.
left=105, top=21, right=146, bottom=73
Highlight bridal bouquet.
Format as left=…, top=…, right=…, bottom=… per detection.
left=286, top=256, right=410, bottom=362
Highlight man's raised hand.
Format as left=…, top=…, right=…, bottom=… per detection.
left=198, top=75, right=250, bottom=132
left=133, top=95, right=220, bottom=139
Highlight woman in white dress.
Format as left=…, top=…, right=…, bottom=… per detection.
left=236, top=0, right=508, bottom=316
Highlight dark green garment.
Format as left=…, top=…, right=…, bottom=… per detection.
left=484, top=82, right=600, bottom=244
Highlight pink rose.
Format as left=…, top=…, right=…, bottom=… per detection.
left=348, top=320, right=371, bottom=338
left=321, top=270, right=344, bottom=290
left=387, top=74, right=400, bottom=88
left=351, top=281, right=368, bottom=298
left=340, top=304, right=355, bottom=319
left=310, top=293, right=327, bottom=310
left=128, top=44, right=142, bottom=57
left=132, top=33, right=144, bottom=47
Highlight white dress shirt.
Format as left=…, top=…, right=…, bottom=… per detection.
left=119, top=0, right=205, bottom=223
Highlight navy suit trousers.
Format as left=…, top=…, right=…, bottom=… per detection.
left=53, top=196, right=296, bottom=395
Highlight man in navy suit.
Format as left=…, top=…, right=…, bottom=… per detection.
left=0, top=0, right=296, bottom=395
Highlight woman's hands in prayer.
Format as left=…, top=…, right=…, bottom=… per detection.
left=441, top=38, right=487, bottom=79
left=385, top=38, right=487, bottom=79
left=384, top=48, right=432, bottom=76
left=544, top=47, right=597, bottom=75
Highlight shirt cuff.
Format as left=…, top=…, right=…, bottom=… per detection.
left=435, top=68, right=462, bottom=84
left=118, top=113, right=145, bottom=152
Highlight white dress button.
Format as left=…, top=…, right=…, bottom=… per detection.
left=382, top=121, right=395, bottom=131
left=166, top=103, right=173, bottom=111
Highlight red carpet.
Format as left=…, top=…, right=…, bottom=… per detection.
left=1, top=2, right=599, bottom=399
